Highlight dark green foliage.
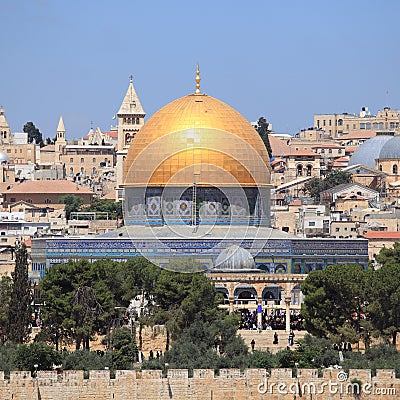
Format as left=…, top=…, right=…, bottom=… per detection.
left=256, top=117, right=273, bottom=159
left=59, top=194, right=84, bottom=220
left=82, top=199, right=123, bottom=220
left=23, top=121, right=43, bottom=147
left=15, top=342, right=62, bottom=372
left=304, top=170, right=352, bottom=200
left=0, top=276, right=12, bottom=344
left=7, top=244, right=32, bottom=343
left=342, top=344, right=400, bottom=377
left=111, top=327, right=138, bottom=369
left=301, top=264, right=365, bottom=342
left=62, top=350, right=112, bottom=371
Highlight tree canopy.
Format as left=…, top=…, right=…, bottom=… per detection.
left=255, top=117, right=273, bottom=159
left=304, top=170, right=352, bottom=201
left=7, top=244, right=32, bottom=344
left=23, top=122, right=44, bottom=147
left=59, top=194, right=84, bottom=220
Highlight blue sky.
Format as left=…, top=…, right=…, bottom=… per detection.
left=1, top=0, right=399, bottom=139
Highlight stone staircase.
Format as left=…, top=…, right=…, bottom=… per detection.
left=238, top=329, right=307, bottom=353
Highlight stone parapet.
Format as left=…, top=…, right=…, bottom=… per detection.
left=0, top=368, right=398, bottom=399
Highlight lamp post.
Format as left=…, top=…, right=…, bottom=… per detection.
left=354, top=296, right=360, bottom=352
left=33, top=364, right=38, bottom=378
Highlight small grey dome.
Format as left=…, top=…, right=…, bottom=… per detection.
left=214, top=245, right=256, bottom=271
left=0, top=152, right=8, bottom=163
left=378, top=134, right=400, bottom=159
left=349, top=132, right=394, bottom=168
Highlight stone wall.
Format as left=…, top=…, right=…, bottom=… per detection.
left=0, top=368, right=398, bottom=399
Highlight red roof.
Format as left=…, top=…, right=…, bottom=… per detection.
left=363, top=232, right=400, bottom=239
left=284, top=149, right=319, bottom=157
left=338, top=131, right=375, bottom=140
left=6, top=180, right=94, bottom=195
left=289, top=199, right=302, bottom=206
left=269, top=135, right=290, bottom=156
left=104, top=131, right=118, bottom=138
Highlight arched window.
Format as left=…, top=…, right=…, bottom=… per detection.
left=80, top=158, right=84, bottom=163
left=393, top=165, right=398, bottom=175
left=338, top=119, right=343, bottom=126
left=306, top=164, right=312, bottom=176
left=379, top=165, right=383, bottom=172
left=69, top=167, right=73, bottom=175
left=297, top=165, right=303, bottom=177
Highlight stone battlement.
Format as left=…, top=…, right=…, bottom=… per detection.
left=0, top=368, right=398, bottom=399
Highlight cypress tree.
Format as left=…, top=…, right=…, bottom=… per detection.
left=256, top=117, right=273, bottom=159
left=7, top=243, right=32, bottom=343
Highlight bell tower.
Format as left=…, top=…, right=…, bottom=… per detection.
left=0, top=108, right=11, bottom=145
left=116, top=75, right=146, bottom=195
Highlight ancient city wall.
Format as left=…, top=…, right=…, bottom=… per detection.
left=0, top=368, right=398, bottom=399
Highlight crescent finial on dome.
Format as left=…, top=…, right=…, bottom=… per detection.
left=195, top=63, right=201, bottom=94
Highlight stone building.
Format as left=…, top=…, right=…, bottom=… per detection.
left=314, top=106, right=400, bottom=138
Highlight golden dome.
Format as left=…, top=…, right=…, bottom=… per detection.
left=124, top=93, right=271, bottom=187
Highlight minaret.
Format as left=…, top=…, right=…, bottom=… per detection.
left=116, top=75, right=146, bottom=191
left=55, top=115, right=67, bottom=155
left=0, top=108, right=11, bottom=145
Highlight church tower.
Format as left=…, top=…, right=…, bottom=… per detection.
left=55, top=115, right=67, bottom=156
left=116, top=76, right=146, bottom=194
left=0, top=108, right=11, bottom=145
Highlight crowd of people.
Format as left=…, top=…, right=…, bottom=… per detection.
left=236, top=309, right=304, bottom=331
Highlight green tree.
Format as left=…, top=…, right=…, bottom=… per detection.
left=111, top=327, right=137, bottom=369
left=59, top=194, right=84, bottom=220
left=366, top=263, right=400, bottom=346
left=301, top=264, right=366, bottom=342
left=7, top=244, right=32, bottom=343
left=0, top=276, right=12, bottom=344
left=82, top=199, right=123, bottom=220
left=304, top=170, right=352, bottom=201
left=40, top=260, right=115, bottom=350
left=23, top=122, right=43, bottom=147
left=15, top=342, right=61, bottom=373
left=256, top=117, right=273, bottom=159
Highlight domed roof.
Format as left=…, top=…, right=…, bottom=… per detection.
left=349, top=132, right=394, bottom=168
left=214, top=245, right=256, bottom=271
left=0, top=151, right=8, bottom=163
left=378, top=134, right=400, bottom=159
left=124, top=92, right=271, bottom=187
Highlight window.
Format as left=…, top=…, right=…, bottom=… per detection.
left=80, top=158, right=84, bottom=163
left=390, top=122, right=395, bottom=129
left=346, top=124, right=349, bottom=130
left=93, top=158, right=96, bottom=163
left=379, top=165, right=383, bottom=171
left=306, top=165, right=312, bottom=176
left=44, top=199, right=52, bottom=204
left=366, top=123, right=371, bottom=130
left=373, top=122, right=379, bottom=130
left=70, top=158, right=73, bottom=163
left=329, top=120, right=332, bottom=126
left=70, top=167, right=73, bottom=175
left=308, top=221, right=315, bottom=227
left=335, top=227, right=340, bottom=232
left=10, top=198, right=16, bottom=203
left=338, top=119, right=343, bottom=126
left=393, top=165, right=398, bottom=174
left=379, top=122, right=384, bottom=129
left=317, top=120, right=320, bottom=127
left=297, top=165, right=303, bottom=176
left=353, top=124, right=356, bottom=129
left=328, top=149, right=332, bottom=154
left=323, top=120, right=326, bottom=126
left=360, top=123, right=365, bottom=130
left=338, top=149, right=342, bottom=154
